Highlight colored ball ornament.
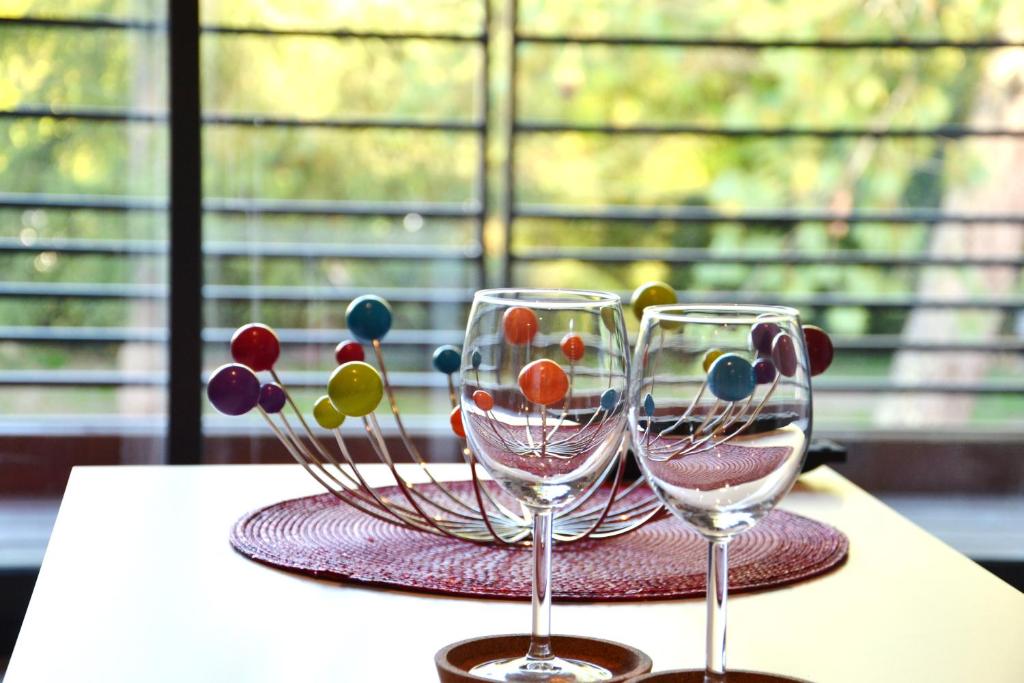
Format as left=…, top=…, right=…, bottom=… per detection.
left=643, top=392, right=656, bottom=416
left=207, top=363, right=260, bottom=416
left=518, top=359, right=569, bottom=406
left=702, top=348, right=724, bottom=373
left=258, top=382, right=287, bottom=414
left=750, top=321, right=781, bottom=355
left=560, top=332, right=585, bottom=362
left=771, top=333, right=798, bottom=378
left=470, top=348, right=482, bottom=370
left=600, top=387, right=619, bottom=412
left=630, top=281, right=676, bottom=321
left=450, top=405, right=466, bottom=438
left=230, top=323, right=280, bottom=372
left=804, top=325, right=834, bottom=377
left=327, top=361, right=384, bottom=417
left=600, top=306, right=618, bottom=332
left=345, top=295, right=392, bottom=342
left=313, top=395, right=345, bottom=430
left=432, top=345, right=461, bottom=374
left=753, top=357, right=777, bottom=385
left=503, top=306, right=539, bottom=345
left=707, top=353, right=756, bottom=402
left=473, top=390, right=494, bottom=411
left=334, top=339, right=365, bottom=365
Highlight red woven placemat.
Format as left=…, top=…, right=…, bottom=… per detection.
left=230, top=481, right=847, bottom=602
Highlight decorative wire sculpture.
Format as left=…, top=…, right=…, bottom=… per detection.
left=206, top=284, right=833, bottom=548
left=636, top=315, right=834, bottom=465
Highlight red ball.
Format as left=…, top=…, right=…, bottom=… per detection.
left=473, top=390, right=494, bottom=411
left=230, top=323, right=280, bottom=372
left=334, top=339, right=365, bottom=365
left=560, top=332, right=585, bottom=362
left=518, top=359, right=569, bottom=406
left=503, top=306, right=539, bottom=345
left=450, top=406, right=466, bottom=438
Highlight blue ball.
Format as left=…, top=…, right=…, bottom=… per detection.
left=708, top=353, right=756, bottom=402
left=600, top=388, right=619, bottom=412
left=643, top=392, right=656, bottom=416
left=345, top=295, right=392, bottom=342
left=432, top=345, right=461, bottom=374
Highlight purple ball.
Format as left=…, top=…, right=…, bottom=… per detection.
left=753, top=357, right=777, bottom=385
left=207, top=363, right=260, bottom=416
left=750, top=321, right=781, bottom=355
left=258, top=382, right=287, bottom=414
left=771, top=333, right=798, bottom=378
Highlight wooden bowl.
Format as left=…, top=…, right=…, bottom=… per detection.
left=435, top=634, right=653, bottom=682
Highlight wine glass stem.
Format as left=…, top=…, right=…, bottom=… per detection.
left=527, top=508, right=554, bottom=662
left=705, top=538, right=730, bottom=681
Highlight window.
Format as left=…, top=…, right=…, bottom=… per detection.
left=0, top=5, right=169, bottom=488
left=2, top=1, right=1022, bottom=491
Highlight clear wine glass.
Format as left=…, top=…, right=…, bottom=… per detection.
left=459, top=288, right=630, bottom=682
left=628, top=305, right=812, bottom=681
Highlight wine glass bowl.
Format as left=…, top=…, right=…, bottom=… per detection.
left=460, top=290, right=629, bottom=510
left=629, top=304, right=814, bottom=680
left=458, top=288, right=631, bottom=682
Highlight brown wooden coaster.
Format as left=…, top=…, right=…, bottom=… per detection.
left=230, top=480, right=848, bottom=601
left=631, top=671, right=811, bottom=682
left=436, top=634, right=653, bottom=682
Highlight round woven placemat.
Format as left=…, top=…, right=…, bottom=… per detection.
left=230, top=481, right=847, bottom=602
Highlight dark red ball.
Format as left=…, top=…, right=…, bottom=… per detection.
left=771, top=332, right=798, bottom=378
left=334, top=339, right=365, bottom=365
left=750, top=321, right=781, bottom=355
left=804, top=325, right=834, bottom=377
left=230, top=323, right=280, bottom=372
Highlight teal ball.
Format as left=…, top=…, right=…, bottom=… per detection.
left=708, top=353, right=756, bottom=402
left=345, top=295, right=392, bottom=342
left=432, top=345, right=461, bottom=374
left=600, top=388, right=619, bottom=411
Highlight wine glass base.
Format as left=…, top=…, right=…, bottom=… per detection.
left=631, top=669, right=811, bottom=682
left=435, top=634, right=653, bottom=683
left=471, top=655, right=611, bottom=681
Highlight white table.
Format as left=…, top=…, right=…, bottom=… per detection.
left=7, top=465, right=1023, bottom=682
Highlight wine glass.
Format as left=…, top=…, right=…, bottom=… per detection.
left=629, top=305, right=812, bottom=681
left=458, top=288, right=630, bottom=681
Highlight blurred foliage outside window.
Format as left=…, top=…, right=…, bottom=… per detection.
left=0, top=0, right=1023, bottom=442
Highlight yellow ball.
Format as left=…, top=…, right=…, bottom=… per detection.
left=327, top=361, right=384, bottom=417
left=702, top=348, right=724, bottom=373
left=313, top=395, right=345, bottom=429
left=630, top=281, right=677, bottom=321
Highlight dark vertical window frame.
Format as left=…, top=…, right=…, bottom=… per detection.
left=168, top=0, right=203, bottom=465
left=499, top=0, right=518, bottom=288
left=477, top=0, right=492, bottom=289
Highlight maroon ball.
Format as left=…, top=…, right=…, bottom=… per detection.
left=804, top=325, right=834, bottom=376
left=207, top=363, right=260, bottom=416
left=750, top=321, right=781, bottom=355
left=258, top=382, right=287, bottom=414
left=230, top=323, right=280, bottom=372
left=771, top=332, right=798, bottom=378
left=334, top=339, right=365, bottom=365
left=753, top=357, right=777, bottom=385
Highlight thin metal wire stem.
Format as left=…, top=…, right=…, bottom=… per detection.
left=363, top=413, right=476, bottom=539
left=258, top=408, right=432, bottom=531
left=371, top=340, right=482, bottom=514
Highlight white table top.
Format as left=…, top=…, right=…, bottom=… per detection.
left=7, top=464, right=1023, bottom=683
